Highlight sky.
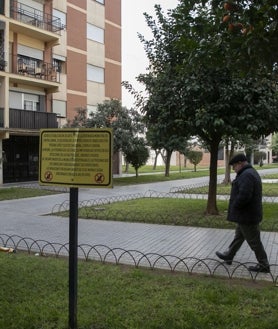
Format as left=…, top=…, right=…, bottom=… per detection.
left=121, top=0, right=179, bottom=108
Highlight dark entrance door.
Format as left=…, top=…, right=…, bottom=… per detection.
left=3, top=135, right=39, bottom=183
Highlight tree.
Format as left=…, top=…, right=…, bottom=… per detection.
left=146, top=126, right=188, bottom=176
left=125, top=137, right=149, bottom=177
left=187, top=150, right=203, bottom=172
left=65, top=100, right=146, bottom=174
left=85, top=99, right=145, bottom=159
left=212, top=0, right=278, bottom=73
left=126, top=1, right=278, bottom=215
left=64, top=107, right=87, bottom=128
left=123, top=5, right=192, bottom=177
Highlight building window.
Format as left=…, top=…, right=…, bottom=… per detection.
left=24, top=93, right=39, bottom=111
left=87, top=64, right=104, bottom=83
left=24, top=100, right=39, bottom=111
left=53, top=54, right=66, bottom=74
left=53, top=100, right=66, bottom=117
left=87, top=23, right=104, bottom=44
left=9, top=91, right=41, bottom=111
left=0, top=1, right=4, bottom=15
left=52, top=58, right=62, bottom=73
left=95, top=0, right=105, bottom=4
left=18, top=44, right=43, bottom=60
left=53, top=9, right=66, bottom=29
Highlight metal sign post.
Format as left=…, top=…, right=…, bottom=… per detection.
left=39, top=128, right=113, bottom=329
left=69, top=187, right=78, bottom=329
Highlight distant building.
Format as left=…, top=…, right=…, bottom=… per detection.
left=0, top=0, right=121, bottom=183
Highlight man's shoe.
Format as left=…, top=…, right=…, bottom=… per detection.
left=248, top=264, right=270, bottom=273
left=215, top=251, right=233, bottom=265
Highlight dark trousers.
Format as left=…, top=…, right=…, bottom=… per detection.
left=228, top=224, right=269, bottom=266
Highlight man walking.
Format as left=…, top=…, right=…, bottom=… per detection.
left=216, top=153, right=270, bottom=273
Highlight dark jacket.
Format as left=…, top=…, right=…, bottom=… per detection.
left=227, top=164, right=262, bottom=224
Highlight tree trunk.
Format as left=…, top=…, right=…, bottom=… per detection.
left=205, top=139, right=220, bottom=215
left=165, top=150, right=172, bottom=177
left=222, top=141, right=235, bottom=185
left=124, top=159, right=129, bottom=173
left=161, top=149, right=167, bottom=164
left=152, top=150, right=160, bottom=170
left=223, top=148, right=231, bottom=185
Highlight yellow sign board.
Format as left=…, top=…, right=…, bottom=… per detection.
left=39, top=128, right=113, bottom=188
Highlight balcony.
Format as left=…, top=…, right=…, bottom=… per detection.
left=0, top=108, right=58, bottom=130
left=15, top=56, right=60, bottom=82
left=9, top=1, right=64, bottom=45
left=8, top=55, right=60, bottom=92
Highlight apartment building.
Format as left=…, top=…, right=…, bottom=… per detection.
left=0, top=0, right=121, bottom=184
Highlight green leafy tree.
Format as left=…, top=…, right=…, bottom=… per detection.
left=126, top=1, right=278, bottom=215
left=146, top=126, right=188, bottom=176
left=187, top=150, right=203, bottom=172
left=125, top=137, right=149, bottom=177
left=86, top=99, right=145, bottom=156
left=212, top=0, right=278, bottom=73
left=145, top=129, right=163, bottom=170
left=124, top=9, right=191, bottom=177
left=65, top=100, right=146, bottom=174
left=64, top=107, right=87, bottom=128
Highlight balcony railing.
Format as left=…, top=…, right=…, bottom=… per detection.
left=0, top=57, right=7, bottom=71
left=0, top=108, right=58, bottom=129
left=10, top=0, right=64, bottom=34
left=13, top=55, right=60, bottom=82
left=0, top=29, right=6, bottom=71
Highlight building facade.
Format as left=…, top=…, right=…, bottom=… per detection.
left=0, top=0, right=121, bottom=184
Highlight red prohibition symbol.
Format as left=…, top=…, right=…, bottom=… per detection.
left=95, top=173, right=105, bottom=184
left=44, top=171, right=53, bottom=181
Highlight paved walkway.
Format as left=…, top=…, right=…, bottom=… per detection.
left=1, top=170, right=278, bottom=282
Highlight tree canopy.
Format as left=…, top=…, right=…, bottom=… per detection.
left=86, top=99, right=145, bottom=156
left=187, top=150, right=203, bottom=172
left=125, top=137, right=149, bottom=177
left=65, top=100, right=146, bottom=172
left=125, top=0, right=278, bottom=214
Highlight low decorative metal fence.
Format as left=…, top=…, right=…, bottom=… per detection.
left=0, top=234, right=277, bottom=285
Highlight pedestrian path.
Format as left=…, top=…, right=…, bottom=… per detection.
left=1, top=171, right=278, bottom=283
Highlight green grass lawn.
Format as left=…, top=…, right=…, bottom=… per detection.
left=123, top=164, right=278, bottom=175
left=122, top=164, right=202, bottom=173
left=0, top=187, right=60, bottom=201
left=72, top=198, right=278, bottom=232
left=1, top=252, right=277, bottom=329
left=114, top=168, right=216, bottom=186
left=183, top=182, right=278, bottom=196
